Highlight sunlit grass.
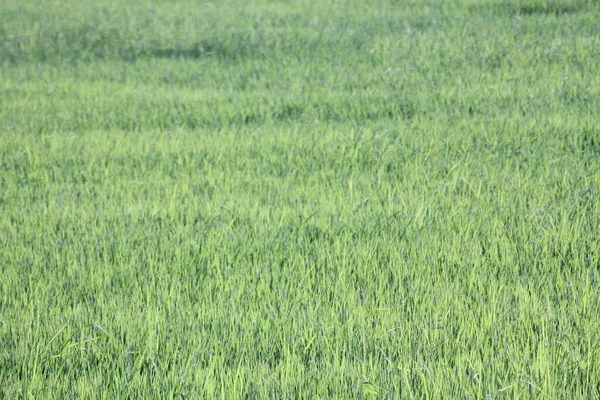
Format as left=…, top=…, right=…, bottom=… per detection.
left=1, top=0, right=599, bottom=398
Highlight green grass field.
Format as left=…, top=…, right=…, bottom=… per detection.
left=1, top=0, right=599, bottom=397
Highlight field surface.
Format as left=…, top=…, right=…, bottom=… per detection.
left=1, top=0, right=600, bottom=398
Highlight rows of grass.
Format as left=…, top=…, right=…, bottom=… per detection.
left=2, top=0, right=599, bottom=133
left=1, top=0, right=599, bottom=398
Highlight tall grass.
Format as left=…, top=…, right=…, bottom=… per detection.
left=1, top=0, right=599, bottom=397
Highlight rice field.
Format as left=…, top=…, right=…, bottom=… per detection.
left=1, top=0, right=600, bottom=398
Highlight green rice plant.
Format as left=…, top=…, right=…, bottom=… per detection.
left=1, top=0, right=599, bottom=398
